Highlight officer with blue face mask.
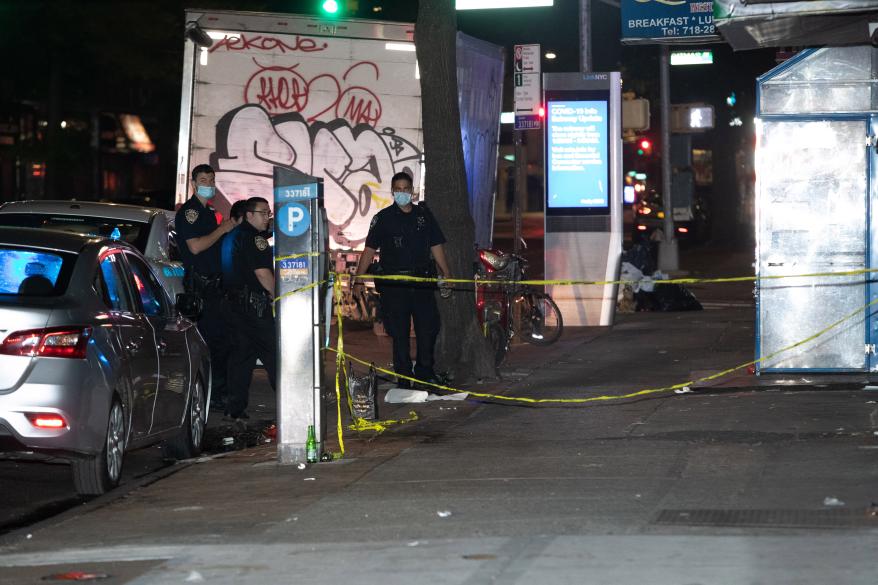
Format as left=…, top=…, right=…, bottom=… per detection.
left=175, top=163, right=236, bottom=410
left=353, top=171, right=452, bottom=388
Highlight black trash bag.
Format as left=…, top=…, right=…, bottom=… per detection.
left=651, top=283, right=703, bottom=311
left=621, top=242, right=656, bottom=275
left=346, top=362, right=378, bottom=420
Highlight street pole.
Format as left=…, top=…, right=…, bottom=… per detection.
left=658, top=45, right=678, bottom=271
left=579, top=0, right=591, bottom=72
left=513, top=129, right=525, bottom=254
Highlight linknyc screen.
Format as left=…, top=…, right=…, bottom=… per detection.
left=545, top=90, right=610, bottom=216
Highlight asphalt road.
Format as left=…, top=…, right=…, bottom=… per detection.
left=0, top=445, right=170, bottom=535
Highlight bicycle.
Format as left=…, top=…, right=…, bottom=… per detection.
left=475, top=247, right=563, bottom=366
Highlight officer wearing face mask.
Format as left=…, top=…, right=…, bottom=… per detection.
left=175, top=163, right=236, bottom=410
left=353, top=171, right=452, bottom=388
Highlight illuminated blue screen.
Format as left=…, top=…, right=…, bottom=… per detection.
left=546, top=100, right=609, bottom=210
left=0, top=249, right=66, bottom=295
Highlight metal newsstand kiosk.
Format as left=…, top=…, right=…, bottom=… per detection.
left=755, top=45, right=878, bottom=373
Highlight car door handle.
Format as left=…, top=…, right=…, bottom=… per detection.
left=126, top=338, right=142, bottom=352
left=157, top=340, right=167, bottom=354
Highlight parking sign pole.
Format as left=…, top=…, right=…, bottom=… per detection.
left=512, top=44, right=541, bottom=254
left=513, top=130, right=525, bottom=254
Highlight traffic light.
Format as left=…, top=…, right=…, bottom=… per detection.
left=637, top=138, right=652, bottom=156
left=321, top=0, right=340, bottom=14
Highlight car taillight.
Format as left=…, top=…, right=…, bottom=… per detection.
left=26, top=413, right=67, bottom=429
left=0, top=327, right=92, bottom=359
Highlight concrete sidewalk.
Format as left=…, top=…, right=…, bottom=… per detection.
left=2, top=250, right=878, bottom=584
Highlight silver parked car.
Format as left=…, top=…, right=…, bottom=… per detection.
left=0, top=200, right=185, bottom=298
left=0, top=227, right=210, bottom=495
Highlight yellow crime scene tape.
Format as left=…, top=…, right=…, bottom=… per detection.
left=344, top=266, right=878, bottom=288
left=274, top=263, right=878, bottom=456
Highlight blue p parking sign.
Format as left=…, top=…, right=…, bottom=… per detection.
left=278, top=202, right=311, bottom=237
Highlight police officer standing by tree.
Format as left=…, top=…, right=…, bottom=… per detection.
left=175, top=164, right=235, bottom=410
left=353, top=171, right=452, bottom=388
left=223, top=196, right=277, bottom=420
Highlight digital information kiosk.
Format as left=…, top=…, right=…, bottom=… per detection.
left=543, top=72, right=622, bottom=326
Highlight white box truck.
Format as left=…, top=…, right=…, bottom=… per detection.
left=176, top=9, right=503, bottom=250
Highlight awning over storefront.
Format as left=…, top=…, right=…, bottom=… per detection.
left=714, top=0, right=878, bottom=50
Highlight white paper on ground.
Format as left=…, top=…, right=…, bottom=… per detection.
left=426, top=392, right=469, bottom=401
left=384, top=388, right=429, bottom=403
left=384, top=388, right=469, bottom=403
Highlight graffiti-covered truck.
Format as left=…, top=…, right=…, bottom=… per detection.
left=175, top=9, right=504, bottom=250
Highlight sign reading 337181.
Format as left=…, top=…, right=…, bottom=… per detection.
left=621, top=0, right=719, bottom=43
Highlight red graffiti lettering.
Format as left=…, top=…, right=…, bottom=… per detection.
left=242, top=59, right=383, bottom=125
left=210, top=33, right=328, bottom=54
left=244, top=61, right=309, bottom=114
left=337, top=87, right=382, bottom=126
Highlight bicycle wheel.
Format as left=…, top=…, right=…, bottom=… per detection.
left=519, top=291, right=563, bottom=346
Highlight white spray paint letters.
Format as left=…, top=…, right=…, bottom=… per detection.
left=191, top=32, right=423, bottom=248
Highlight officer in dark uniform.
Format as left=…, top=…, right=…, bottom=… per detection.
left=352, top=171, right=452, bottom=388
left=223, top=196, right=277, bottom=420
left=175, top=164, right=235, bottom=410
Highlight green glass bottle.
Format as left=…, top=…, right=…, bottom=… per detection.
left=306, top=424, right=318, bottom=463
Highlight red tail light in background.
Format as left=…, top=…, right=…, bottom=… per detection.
left=0, top=327, right=92, bottom=359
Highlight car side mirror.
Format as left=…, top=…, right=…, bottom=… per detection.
left=175, top=292, right=202, bottom=320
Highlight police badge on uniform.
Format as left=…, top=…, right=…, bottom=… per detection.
left=185, top=209, right=199, bottom=224
left=416, top=215, right=426, bottom=230
left=255, top=236, right=269, bottom=251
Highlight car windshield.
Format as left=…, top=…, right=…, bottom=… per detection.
left=0, top=213, right=150, bottom=252
left=0, top=247, right=75, bottom=298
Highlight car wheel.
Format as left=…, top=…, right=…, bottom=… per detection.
left=163, top=376, right=205, bottom=460
left=72, top=399, right=125, bottom=496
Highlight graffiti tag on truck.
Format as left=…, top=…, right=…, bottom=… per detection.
left=244, top=59, right=382, bottom=125
left=209, top=33, right=329, bottom=54
left=210, top=105, right=421, bottom=248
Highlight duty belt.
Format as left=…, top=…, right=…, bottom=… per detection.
left=184, top=271, right=223, bottom=297
left=228, top=287, right=272, bottom=318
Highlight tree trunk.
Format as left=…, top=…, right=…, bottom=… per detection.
left=416, top=0, right=496, bottom=382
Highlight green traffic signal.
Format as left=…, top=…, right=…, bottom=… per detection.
left=322, top=0, right=340, bottom=14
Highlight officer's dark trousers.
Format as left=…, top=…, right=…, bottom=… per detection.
left=379, top=283, right=440, bottom=385
left=226, top=308, right=277, bottom=418
left=196, top=295, right=231, bottom=407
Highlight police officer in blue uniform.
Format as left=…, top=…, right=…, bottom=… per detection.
left=352, top=171, right=452, bottom=388
left=222, top=196, right=277, bottom=420
left=175, top=164, right=235, bottom=410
